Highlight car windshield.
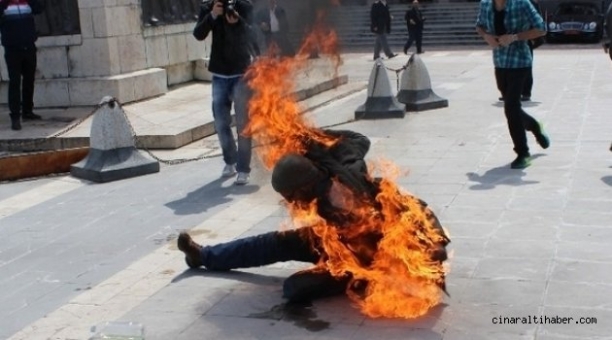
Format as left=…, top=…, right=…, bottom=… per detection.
left=555, top=3, right=599, bottom=16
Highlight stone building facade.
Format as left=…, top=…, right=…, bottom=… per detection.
left=0, top=0, right=212, bottom=108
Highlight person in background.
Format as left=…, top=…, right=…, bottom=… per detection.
left=0, top=0, right=44, bottom=131
left=193, top=0, right=259, bottom=185
left=476, top=0, right=550, bottom=169
left=256, top=0, right=294, bottom=57
left=403, top=0, right=425, bottom=55
left=370, top=0, right=397, bottom=61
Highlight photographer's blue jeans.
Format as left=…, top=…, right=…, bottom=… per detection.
left=212, top=75, right=252, bottom=173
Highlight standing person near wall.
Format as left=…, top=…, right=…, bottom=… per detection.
left=0, top=0, right=44, bottom=131
left=193, top=0, right=259, bottom=185
left=403, top=0, right=425, bottom=55
left=256, top=0, right=294, bottom=57
left=370, top=0, right=397, bottom=61
left=476, top=0, right=550, bottom=169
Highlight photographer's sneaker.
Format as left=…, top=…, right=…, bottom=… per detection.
left=221, top=164, right=236, bottom=178
left=235, top=172, right=249, bottom=185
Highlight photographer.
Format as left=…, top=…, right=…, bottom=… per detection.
left=193, top=0, right=258, bottom=185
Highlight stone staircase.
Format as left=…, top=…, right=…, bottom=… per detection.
left=325, top=2, right=485, bottom=49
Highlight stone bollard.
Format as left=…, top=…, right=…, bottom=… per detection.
left=355, top=58, right=405, bottom=120
left=71, top=96, right=160, bottom=183
left=396, top=53, right=448, bottom=111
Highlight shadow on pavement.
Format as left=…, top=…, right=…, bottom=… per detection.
left=171, top=268, right=285, bottom=286
left=601, top=175, right=612, bottom=187
left=164, top=177, right=260, bottom=215
left=466, top=156, right=545, bottom=190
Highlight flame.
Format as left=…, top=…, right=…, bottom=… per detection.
left=244, top=7, right=449, bottom=319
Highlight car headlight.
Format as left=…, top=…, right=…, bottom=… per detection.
left=589, top=22, right=597, bottom=29
left=549, top=22, right=557, bottom=30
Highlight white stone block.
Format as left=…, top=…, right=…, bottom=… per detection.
left=132, top=68, right=167, bottom=101
left=38, top=47, right=70, bottom=79
left=117, top=34, right=147, bottom=73
left=68, top=37, right=121, bottom=77
left=68, top=77, right=121, bottom=106
left=37, top=35, right=82, bottom=48
left=167, top=34, right=188, bottom=65
left=166, top=62, right=194, bottom=86
left=79, top=8, right=95, bottom=38
left=78, top=0, right=104, bottom=9
left=92, top=7, right=109, bottom=37
left=194, top=58, right=212, bottom=82
left=144, top=35, right=169, bottom=68
left=34, top=79, right=71, bottom=107
left=186, top=33, right=206, bottom=60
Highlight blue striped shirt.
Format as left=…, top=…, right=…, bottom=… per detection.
left=476, top=0, right=545, bottom=68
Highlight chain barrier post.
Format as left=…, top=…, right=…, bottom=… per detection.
left=354, top=58, right=405, bottom=120
left=70, top=96, right=160, bottom=183
left=396, top=53, right=448, bottom=112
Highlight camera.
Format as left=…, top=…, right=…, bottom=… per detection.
left=222, top=0, right=237, bottom=13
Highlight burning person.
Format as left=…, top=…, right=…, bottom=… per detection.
left=178, top=128, right=450, bottom=318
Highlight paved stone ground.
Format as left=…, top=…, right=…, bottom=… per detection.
left=1, top=47, right=612, bottom=340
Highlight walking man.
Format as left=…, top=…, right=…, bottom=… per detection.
left=0, top=0, right=44, bottom=131
left=370, top=0, right=397, bottom=61
left=403, top=0, right=425, bottom=55
left=476, top=0, right=550, bottom=169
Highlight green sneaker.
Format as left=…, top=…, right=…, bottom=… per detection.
left=510, top=155, right=531, bottom=169
left=535, top=122, right=550, bottom=149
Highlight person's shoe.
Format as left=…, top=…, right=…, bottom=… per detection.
left=221, top=164, right=236, bottom=177
left=520, top=96, right=531, bottom=102
left=387, top=53, right=398, bottom=59
left=22, top=112, right=42, bottom=120
left=510, top=154, right=531, bottom=169
left=234, top=172, right=250, bottom=185
left=177, top=232, right=203, bottom=269
left=417, top=51, right=425, bottom=54
left=10, top=117, right=21, bottom=131
left=534, top=121, right=550, bottom=149
left=403, top=48, right=408, bottom=55
left=498, top=96, right=504, bottom=101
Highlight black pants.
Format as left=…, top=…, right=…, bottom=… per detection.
left=373, top=33, right=393, bottom=59
left=495, top=67, right=539, bottom=157
left=522, top=46, right=534, bottom=98
left=4, top=46, right=37, bottom=118
left=200, top=227, right=350, bottom=302
left=404, top=28, right=423, bottom=53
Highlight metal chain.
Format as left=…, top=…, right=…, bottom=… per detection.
left=119, top=106, right=221, bottom=165
left=385, top=63, right=410, bottom=91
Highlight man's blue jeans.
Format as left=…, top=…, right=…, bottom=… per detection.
left=198, top=228, right=350, bottom=302
left=212, top=75, right=252, bottom=173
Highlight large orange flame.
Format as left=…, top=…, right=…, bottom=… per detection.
left=244, top=6, right=449, bottom=319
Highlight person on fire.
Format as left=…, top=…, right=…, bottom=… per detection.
left=178, top=128, right=450, bottom=304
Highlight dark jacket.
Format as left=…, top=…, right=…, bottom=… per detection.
left=193, top=0, right=259, bottom=76
left=370, top=0, right=391, bottom=34
left=0, top=0, right=43, bottom=48
left=256, top=5, right=289, bottom=35
left=404, top=6, right=424, bottom=31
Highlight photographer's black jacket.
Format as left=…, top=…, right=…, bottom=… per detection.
left=0, top=0, right=43, bottom=48
left=193, top=0, right=258, bottom=76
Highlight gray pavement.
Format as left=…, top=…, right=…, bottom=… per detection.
left=1, top=47, right=612, bottom=340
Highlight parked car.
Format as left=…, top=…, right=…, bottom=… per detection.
left=546, top=1, right=605, bottom=43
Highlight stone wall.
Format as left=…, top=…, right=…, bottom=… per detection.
left=0, top=0, right=211, bottom=108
